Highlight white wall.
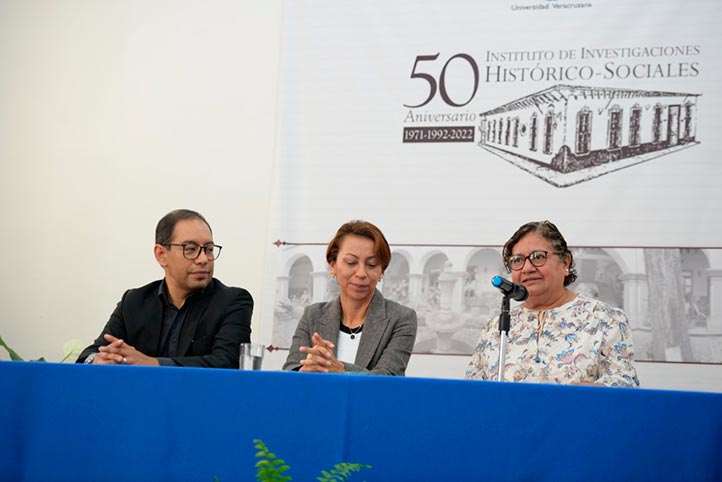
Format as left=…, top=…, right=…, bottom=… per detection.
left=0, top=0, right=282, bottom=359
left=1, top=0, right=720, bottom=393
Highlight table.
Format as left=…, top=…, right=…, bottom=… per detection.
left=1, top=361, right=721, bottom=481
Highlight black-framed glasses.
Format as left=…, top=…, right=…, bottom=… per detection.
left=506, top=250, right=563, bottom=271
left=165, top=243, right=222, bottom=260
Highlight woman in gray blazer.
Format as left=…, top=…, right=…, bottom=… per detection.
left=283, top=221, right=417, bottom=375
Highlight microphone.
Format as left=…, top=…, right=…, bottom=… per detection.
left=491, top=276, right=528, bottom=301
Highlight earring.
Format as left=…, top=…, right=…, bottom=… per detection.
left=565, top=268, right=570, bottom=274
left=378, top=276, right=383, bottom=282
left=330, top=271, right=336, bottom=278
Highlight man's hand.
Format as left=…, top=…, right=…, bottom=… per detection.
left=95, top=334, right=160, bottom=366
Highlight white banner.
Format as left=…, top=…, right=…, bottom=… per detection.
left=266, top=0, right=722, bottom=363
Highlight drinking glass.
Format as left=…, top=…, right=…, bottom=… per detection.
left=239, top=343, right=264, bottom=370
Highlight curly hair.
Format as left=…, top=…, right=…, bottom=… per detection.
left=502, top=220, right=577, bottom=286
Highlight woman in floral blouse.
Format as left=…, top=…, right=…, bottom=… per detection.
left=465, top=221, right=639, bottom=387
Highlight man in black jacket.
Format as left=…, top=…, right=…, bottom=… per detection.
left=77, top=209, right=253, bottom=368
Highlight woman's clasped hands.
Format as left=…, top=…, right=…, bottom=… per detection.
left=299, top=332, right=346, bottom=373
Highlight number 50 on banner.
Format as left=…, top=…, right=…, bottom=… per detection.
left=404, top=53, right=480, bottom=108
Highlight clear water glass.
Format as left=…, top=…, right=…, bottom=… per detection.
left=239, top=343, right=264, bottom=370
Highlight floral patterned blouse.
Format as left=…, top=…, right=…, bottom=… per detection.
left=465, top=293, right=639, bottom=387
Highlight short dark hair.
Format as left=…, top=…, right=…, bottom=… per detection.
left=155, top=209, right=212, bottom=245
left=502, top=220, right=577, bottom=286
left=326, top=220, right=391, bottom=272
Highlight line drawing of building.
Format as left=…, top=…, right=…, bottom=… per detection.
left=271, top=244, right=722, bottom=364
left=478, top=84, right=701, bottom=187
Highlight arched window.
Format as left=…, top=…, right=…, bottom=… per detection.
left=543, top=108, right=554, bottom=155
left=529, top=113, right=538, bottom=151
left=288, top=256, right=313, bottom=300
left=608, top=105, right=623, bottom=149
left=576, top=107, right=592, bottom=155
left=652, top=104, right=663, bottom=143
left=629, top=104, right=642, bottom=147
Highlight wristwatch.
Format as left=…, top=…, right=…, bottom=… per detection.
left=85, top=353, right=98, bottom=364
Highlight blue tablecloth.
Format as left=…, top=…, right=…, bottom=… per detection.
left=1, top=361, right=721, bottom=481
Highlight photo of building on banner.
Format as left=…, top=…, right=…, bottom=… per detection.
left=271, top=244, right=722, bottom=363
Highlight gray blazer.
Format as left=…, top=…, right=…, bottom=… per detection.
left=282, top=290, right=417, bottom=375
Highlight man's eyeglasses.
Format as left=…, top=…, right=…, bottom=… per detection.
left=506, top=250, right=563, bottom=271
left=165, top=243, right=222, bottom=260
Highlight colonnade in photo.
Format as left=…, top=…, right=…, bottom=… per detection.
left=272, top=245, right=722, bottom=361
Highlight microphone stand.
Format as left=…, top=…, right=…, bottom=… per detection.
left=496, top=295, right=511, bottom=382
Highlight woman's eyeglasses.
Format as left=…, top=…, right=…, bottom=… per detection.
left=506, top=250, right=564, bottom=271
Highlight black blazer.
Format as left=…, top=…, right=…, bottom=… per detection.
left=77, top=278, right=253, bottom=368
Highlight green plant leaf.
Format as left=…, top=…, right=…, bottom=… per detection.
left=0, top=335, right=24, bottom=361
left=253, top=438, right=371, bottom=482
left=316, top=462, right=371, bottom=482
left=254, top=439, right=294, bottom=482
